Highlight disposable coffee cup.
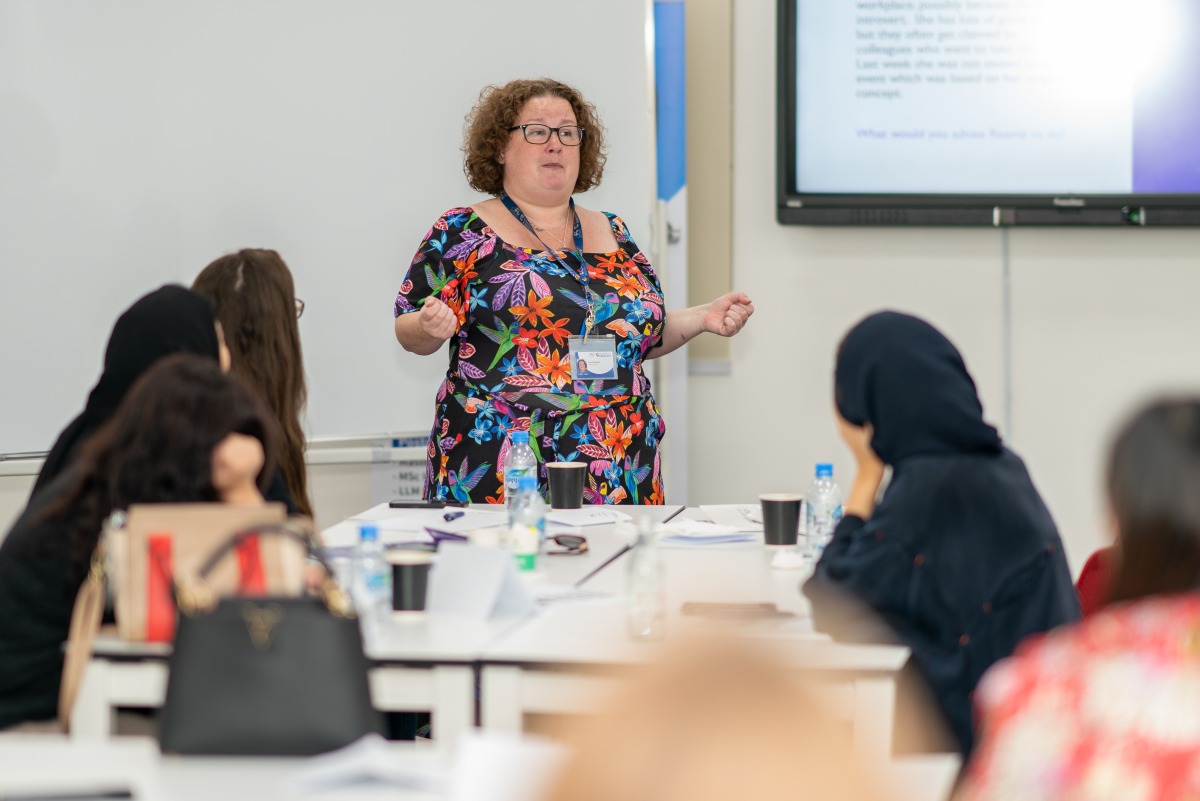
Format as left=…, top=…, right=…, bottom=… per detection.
left=547, top=462, right=586, bottom=509
left=387, top=551, right=433, bottom=614
left=759, top=493, right=802, bottom=547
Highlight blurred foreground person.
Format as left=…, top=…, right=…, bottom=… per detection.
left=959, top=398, right=1200, bottom=800
left=539, top=641, right=887, bottom=801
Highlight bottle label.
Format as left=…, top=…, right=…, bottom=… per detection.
left=504, top=467, right=530, bottom=502
left=366, top=572, right=389, bottom=594
left=509, top=524, right=539, bottom=571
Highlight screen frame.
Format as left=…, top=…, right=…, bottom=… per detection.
left=775, top=0, right=1200, bottom=226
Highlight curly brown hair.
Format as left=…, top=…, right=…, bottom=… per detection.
left=463, top=78, right=607, bottom=196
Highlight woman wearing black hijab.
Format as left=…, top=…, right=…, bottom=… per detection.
left=31, top=285, right=230, bottom=496
left=803, top=311, right=1079, bottom=757
left=30, top=285, right=299, bottom=513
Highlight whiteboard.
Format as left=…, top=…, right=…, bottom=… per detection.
left=0, top=0, right=656, bottom=455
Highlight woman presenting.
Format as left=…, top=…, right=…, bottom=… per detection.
left=395, top=78, right=752, bottom=505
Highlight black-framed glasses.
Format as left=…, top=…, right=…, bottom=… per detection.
left=508, top=124, right=585, bottom=146
left=295, top=297, right=305, bottom=319
left=546, top=533, right=588, bottom=556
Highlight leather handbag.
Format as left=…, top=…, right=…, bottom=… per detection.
left=157, top=524, right=383, bottom=756
left=56, top=506, right=305, bottom=731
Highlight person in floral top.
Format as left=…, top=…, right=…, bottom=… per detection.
left=394, top=78, right=753, bottom=504
left=959, top=398, right=1200, bottom=800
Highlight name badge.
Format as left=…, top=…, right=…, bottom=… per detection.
left=569, top=335, right=619, bottom=381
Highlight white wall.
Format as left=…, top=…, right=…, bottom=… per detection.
left=688, top=0, right=1200, bottom=574
left=0, top=0, right=655, bottom=455
left=0, top=472, right=35, bottom=539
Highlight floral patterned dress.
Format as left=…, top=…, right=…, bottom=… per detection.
left=395, top=207, right=666, bottom=505
left=958, top=595, right=1200, bottom=801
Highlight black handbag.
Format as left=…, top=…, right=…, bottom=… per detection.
left=157, top=524, right=383, bottom=756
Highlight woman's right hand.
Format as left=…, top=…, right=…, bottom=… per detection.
left=418, top=296, right=458, bottom=342
left=394, top=296, right=457, bottom=355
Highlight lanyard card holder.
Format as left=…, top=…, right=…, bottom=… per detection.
left=569, top=335, right=619, bottom=381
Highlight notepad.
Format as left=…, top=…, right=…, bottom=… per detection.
left=284, top=733, right=450, bottom=796
left=699, top=504, right=764, bottom=532
left=658, top=520, right=756, bottom=546
left=544, top=508, right=632, bottom=527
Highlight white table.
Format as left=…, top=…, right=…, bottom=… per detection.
left=478, top=517, right=912, bottom=762
left=75, top=613, right=511, bottom=747
left=323, top=502, right=668, bottom=589
left=0, top=736, right=449, bottom=801
left=73, top=504, right=909, bottom=760
left=74, top=504, right=684, bottom=744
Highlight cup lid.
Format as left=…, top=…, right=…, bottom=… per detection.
left=386, top=550, right=434, bottom=565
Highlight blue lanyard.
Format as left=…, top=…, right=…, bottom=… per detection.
left=499, top=192, right=595, bottom=336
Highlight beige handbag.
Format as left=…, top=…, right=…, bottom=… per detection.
left=58, top=547, right=107, bottom=730
left=110, top=503, right=302, bottom=641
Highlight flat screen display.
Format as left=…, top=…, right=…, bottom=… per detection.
left=777, top=0, right=1200, bottom=225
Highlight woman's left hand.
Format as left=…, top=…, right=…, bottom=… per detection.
left=836, top=413, right=885, bottom=519
left=701, top=292, right=755, bottom=337
left=211, top=433, right=267, bottom=505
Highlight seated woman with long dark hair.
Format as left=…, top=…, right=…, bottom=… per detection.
left=193, top=249, right=311, bottom=517
left=803, top=311, right=1080, bottom=756
left=959, top=398, right=1200, bottom=798
left=0, top=355, right=276, bottom=730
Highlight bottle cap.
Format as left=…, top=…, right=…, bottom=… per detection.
left=359, top=522, right=379, bottom=541
left=517, top=475, right=538, bottom=491
left=511, top=430, right=529, bottom=444
left=816, top=463, right=833, bottom=478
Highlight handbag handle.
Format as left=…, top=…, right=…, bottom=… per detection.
left=175, top=521, right=353, bottom=619
left=58, top=545, right=107, bottom=731
left=195, top=522, right=327, bottom=580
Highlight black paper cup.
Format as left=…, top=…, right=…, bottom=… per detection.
left=387, top=551, right=433, bottom=613
left=759, top=493, right=802, bottom=546
left=547, top=462, right=586, bottom=509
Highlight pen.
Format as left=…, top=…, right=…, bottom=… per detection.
left=443, top=511, right=465, bottom=522
left=425, top=527, right=470, bottom=543
left=4, top=791, right=134, bottom=801
left=572, top=506, right=685, bottom=588
left=574, top=544, right=630, bottom=588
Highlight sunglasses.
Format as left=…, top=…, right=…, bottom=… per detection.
left=546, top=534, right=588, bottom=556
left=425, top=527, right=587, bottom=555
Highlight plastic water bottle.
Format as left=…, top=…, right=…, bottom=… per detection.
left=508, top=475, right=545, bottom=572
left=804, top=463, right=843, bottom=558
left=504, top=428, right=536, bottom=510
left=626, top=518, right=666, bottom=641
left=353, top=523, right=391, bottom=644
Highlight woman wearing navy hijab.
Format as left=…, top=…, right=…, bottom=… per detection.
left=803, top=311, right=1079, bottom=756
